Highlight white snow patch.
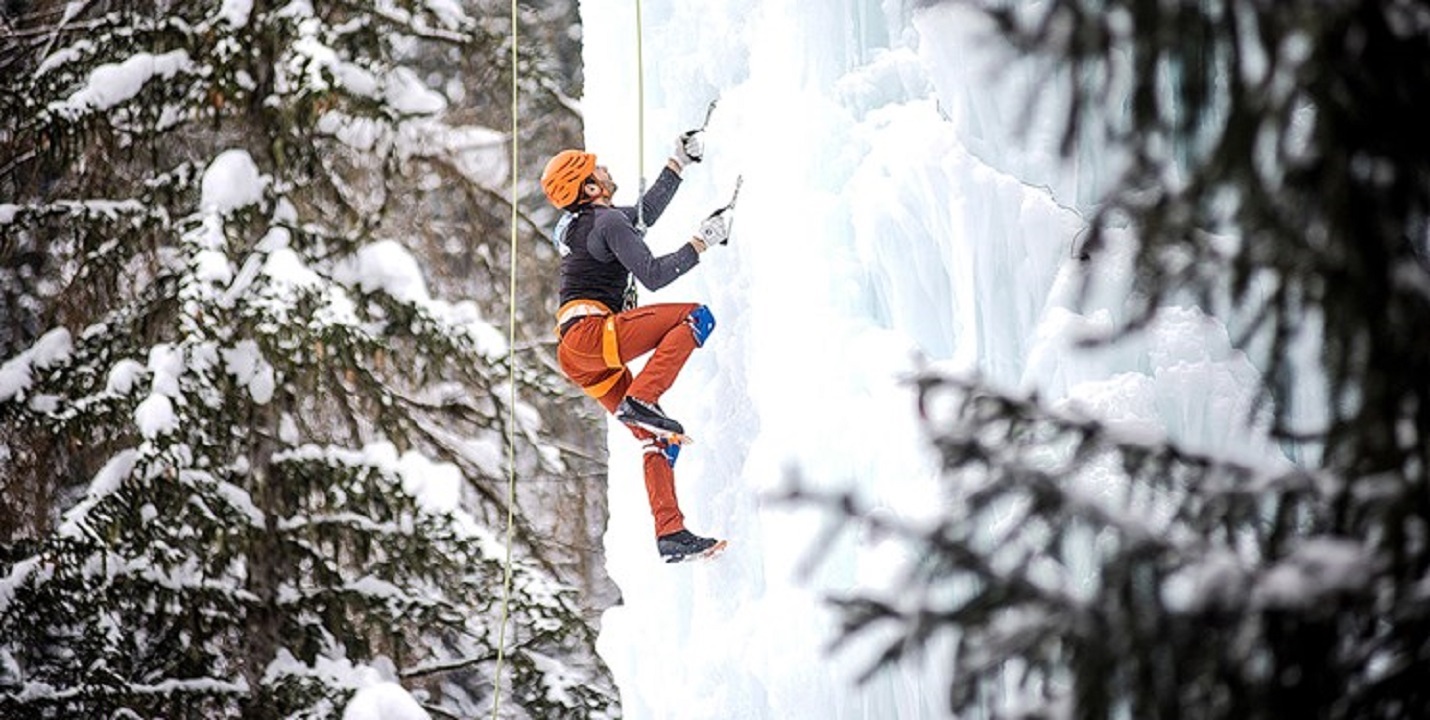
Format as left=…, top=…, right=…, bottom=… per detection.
left=274, top=442, right=466, bottom=519
left=342, top=683, right=430, bottom=720
left=134, top=344, right=184, bottom=437
left=396, top=451, right=462, bottom=516
left=0, top=328, right=73, bottom=402
left=1162, top=550, right=1250, bottom=612
left=201, top=149, right=267, bottom=214
left=53, top=50, right=191, bottom=116
left=219, top=0, right=252, bottom=27
left=263, top=247, right=323, bottom=289
left=421, top=0, right=468, bottom=29
left=106, top=359, right=146, bottom=395
left=195, top=249, right=235, bottom=285
left=223, top=340, right=277, bottom=405
left=135, top=394, right=177, bottom=438
left=335, top=240, right=430, bottom=303
left=1254, top=537, right=1372, bottom=609
left=386, top=67, right=446, bottom=115
left=36, top=39, right=94, bottom=76
left=292, top=25, right=380, bottom=98
left=147, top=344, right=184, bottom=397
left=57, top=449, right=140, bottom=539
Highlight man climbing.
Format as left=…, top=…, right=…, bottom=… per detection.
left=542, top=130, right=732, bottom=563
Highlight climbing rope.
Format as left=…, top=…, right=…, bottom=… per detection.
left=494, top=2, right=652, bottom=714
left=635, top=0, right=648, bottom=231
left=490, top=0, right=519, bottom=717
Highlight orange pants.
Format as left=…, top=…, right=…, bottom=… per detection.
left=557, top=302, right=702, bottom=537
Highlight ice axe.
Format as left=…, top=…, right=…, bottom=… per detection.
left=688, top=100, right=741, bottom=244
left=690, top=99, right=719, bottom=136
left=704, top=175, right=742, bottom=245
left=698, top=98, right=719, bottom=132
left=643, top=99, right=724, bottom=232
left=678, top=99, right=721, bottom=160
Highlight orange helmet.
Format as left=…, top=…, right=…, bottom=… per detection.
left=541, top=149, right=597, bottom=208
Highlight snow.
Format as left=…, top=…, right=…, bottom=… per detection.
left=343, top=683, right=430, bottom=720
left=0, top=0, right=1334, bottom=716
left=222, top=340, right=277, bottom=405
left=386, top=67, right=446, bottom=116
left=147, top=344, right=184, bottom=398
left=421, top=0, right=467, bottom=30
left=132, top=343, right=186, bottom=437
left=575, top=1, right=1302, bottom=718
left=329, top=238, right=509, bottom=358
left=334, top=240, right=432, bottom=303
left=398, top=123, right=507, bottom=186
left=263, top=247, right=324, bottom=289
left=134, top=394, right=177, bottom=438
left=275, top=442, right=464, bottom=518
left=268, top=650, right=430, bottom=720
left=0, top=327, right=72, bottom=402
left=291, top=22, right=380, bottom=99
left=57, top=449, right=140, bottom=539
left=389, top=445, right=464, bottom=516
left=1253, top=537, right=1372, bottom=610
left=105, top=358, right=145, bottom=394
left=52, top=50, right=191, bottom=117
left=201, top=149, right=267, bottom=214
left=218, top=0, right=253, bottom=28
left=35, top=39, right=92, bottom=76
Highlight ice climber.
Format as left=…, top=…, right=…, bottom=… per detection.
left=541, top=130, right=731, bottom=563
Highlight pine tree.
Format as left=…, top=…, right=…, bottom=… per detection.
left=802, top=1, right=1430, bottom=718
left=369, top=0, right=617, bottom=612
left=1, top=1, right=614, bottom=717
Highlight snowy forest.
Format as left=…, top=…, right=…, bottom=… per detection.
left=1, top=0, right=616, bottom=717
left=4, top=0, right=1430, bottom=719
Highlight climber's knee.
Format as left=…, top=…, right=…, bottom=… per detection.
left=687, top=305, right=716, bottom=347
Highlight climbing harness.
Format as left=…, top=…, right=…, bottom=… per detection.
left=553, top=299, right=628, bottom=400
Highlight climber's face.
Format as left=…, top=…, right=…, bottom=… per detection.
left=587, top=165, right=617, bottom=203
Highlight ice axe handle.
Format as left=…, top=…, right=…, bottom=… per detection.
left=680, top=100, right=719, bottom=142
left=722, top=175, right=743, bottom=213
left=700, top=99, right=718, bottom=131
left=720, top=176, right=743, bottom=244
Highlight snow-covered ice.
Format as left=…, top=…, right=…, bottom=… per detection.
left=570, top=1, right=1299, bottom=718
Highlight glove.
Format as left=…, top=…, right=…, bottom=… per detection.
left=674, top=130, right=704, bottom=167
left=698, top=210, right=731, bottom=246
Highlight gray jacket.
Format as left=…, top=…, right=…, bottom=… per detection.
left=557, top=167, right=700, bottom=312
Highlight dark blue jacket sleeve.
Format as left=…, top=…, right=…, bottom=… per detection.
left=618, top=166, right=682, bottom=227
left=589, top=211, right=701, bottom=291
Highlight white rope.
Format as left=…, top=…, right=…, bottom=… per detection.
left=490, top=1, right=520, bottom=717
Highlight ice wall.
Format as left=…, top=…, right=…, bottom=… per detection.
left=576, top=1, right=1281, bottom=717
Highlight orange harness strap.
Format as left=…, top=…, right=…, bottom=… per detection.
left=600, top=316, right=622, bottom=368
left=556, top=300, right=625, bottom=399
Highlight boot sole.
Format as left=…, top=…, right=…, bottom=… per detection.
left=618, top=417, right=692, bottom=445
left=662, top=539, right=727, bottom=564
